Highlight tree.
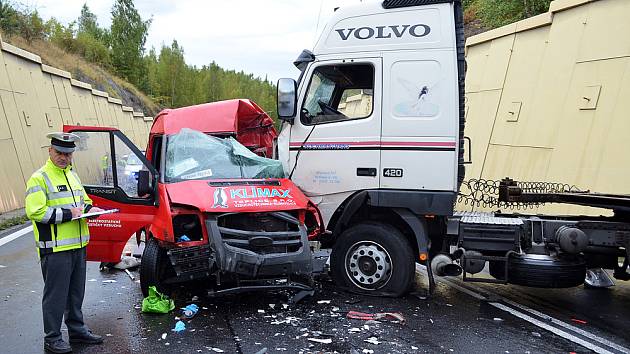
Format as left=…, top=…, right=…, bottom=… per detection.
left=110, top=0, right=151, bottom=88
left=77, top=3, right=109, bottom=46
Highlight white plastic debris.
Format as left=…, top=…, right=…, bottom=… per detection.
left=113, top=256, right=140, bottom=269
left=364, top=337, right=381, bottom=345
left=105, top=333, right=113, bottom=337
left=349, top=328, right=361, bottom=333
left=317, top=300, right=331, bottom=304
left=124, top=269, right=135, bottom=280
left=531, top=332, right=541, bottom=338
left=282, top=304, right=289, bottom=309
left=102, top=280, right=117, bottom=283
left=429, top=318, right=434, bottom=324
left=192, top=295, right=199, bottom=301
left=87, top=279, right=97, bottom=282
left=493, top=317, right=503, bottom=322
left=412, top=346, right=419, bottom=350
left=308, top=338, right=332, bottom=344
left=269, top=304, right=276, bottom=309
left=363, top=349, right=374, bottom=354
left=211, top=348, right=224, bottom=353
left=258, top=309, right=266, bottom=314
left=161, top=333, right=167, bottom=340
left=446, top=303, right=453, bottom=307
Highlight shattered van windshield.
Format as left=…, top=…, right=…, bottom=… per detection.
left=164, top=128, right=285, bottom=182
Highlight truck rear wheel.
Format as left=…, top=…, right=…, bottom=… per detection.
left=489, top=254, right=586, bottom=288
left=331, top=222, right=414, bottom=297
left=140, top=238, right=174, bottom=297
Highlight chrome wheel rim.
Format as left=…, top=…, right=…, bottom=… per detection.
left=344, top=241, right=392, bottom=290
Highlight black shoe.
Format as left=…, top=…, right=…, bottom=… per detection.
left=44, top=339, right=72, bottom=353
left=69, top=331, right=103, bottom=345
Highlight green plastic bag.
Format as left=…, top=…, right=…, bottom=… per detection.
left=141, top=286, right=175, bottom=314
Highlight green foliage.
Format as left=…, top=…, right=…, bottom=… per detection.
left=0, top=2, right=45, bottom=42
left=0, top=214, right=29, bottom=231
left=77, top=3, right=110, bottom=47
left=144, top=40, right=277, bottom=119
left=76, top=31, right=110, bottom=67
left=467, top=0, right=552, bottom=29
left=110, top=0, right=151, bottom=89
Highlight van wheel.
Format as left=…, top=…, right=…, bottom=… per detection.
left=140, top=238, right=173, bottom=297
left=331, top=222, right=414, bottom=297
left=489, top=254, right=586, bottom=288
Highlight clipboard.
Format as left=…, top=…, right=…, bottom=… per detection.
left=72, top=208, right=119, bottom=220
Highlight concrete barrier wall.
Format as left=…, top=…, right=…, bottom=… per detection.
left=463, top=0, right=630, bottom=215
left=0, top=34, right=153, bottom=213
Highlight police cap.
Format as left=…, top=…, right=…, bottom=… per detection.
left=46, top=132, right=80, bottom=153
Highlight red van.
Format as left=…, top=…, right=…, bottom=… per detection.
left=65, top=99, right=323, bottom=296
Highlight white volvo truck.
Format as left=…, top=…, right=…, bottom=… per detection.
left=275, top=0, right=630, bottom=296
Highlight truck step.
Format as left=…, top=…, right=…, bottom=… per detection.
left=455, top=211, right=523, bottom=226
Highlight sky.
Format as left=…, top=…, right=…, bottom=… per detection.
left=26, top=0, right=363, bottom=82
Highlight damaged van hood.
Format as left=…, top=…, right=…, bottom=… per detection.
left=165, top=178, right=312, bottom=212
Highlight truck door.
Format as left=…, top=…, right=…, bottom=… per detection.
left=380, top=51, right=459, bottom=192
left=63, top=125, right=158, bottom=263
left=288, top=58, right=382, bottom=221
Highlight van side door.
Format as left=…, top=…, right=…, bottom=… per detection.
left=63, top=125, right=158, bottom=263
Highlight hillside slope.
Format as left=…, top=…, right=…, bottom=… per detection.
left=3, top=33, right=160, bottom=116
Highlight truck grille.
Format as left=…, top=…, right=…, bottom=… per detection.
left=216, top=212, right=302, bottom=255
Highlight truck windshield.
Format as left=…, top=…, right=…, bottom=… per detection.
left=164, top=128, right=285, bottom=182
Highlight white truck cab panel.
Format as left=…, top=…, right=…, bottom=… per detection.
left=279, top=0, right=463, bottom=224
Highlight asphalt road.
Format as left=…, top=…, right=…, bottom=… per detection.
left=1, top=223, right=629, bottom=354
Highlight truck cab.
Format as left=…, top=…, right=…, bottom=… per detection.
left=276, top=0, right=466, bottom=295
left=65, top=99, right=323, bottom=296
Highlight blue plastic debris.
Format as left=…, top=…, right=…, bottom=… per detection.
left=182, top=304, right=199, bottom=319
left=172, top=320, right=186, bottom=332
left=178, top=235, right=191, bottom=242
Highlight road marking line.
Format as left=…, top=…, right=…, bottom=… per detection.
left=415, top=264, right=628, bottom=354
left=490, top=302, right=615, bottom=354
left=439, top=276, right=630, bottom=353
left=0, top=225, right=33, bottom=247
left=501, top=296, right=630, bottom=353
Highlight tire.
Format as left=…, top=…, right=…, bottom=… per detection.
left=489, top=254, right=586, bottom=288
left=140, top=238, right=174, bottom=297
left=330, top=222, right=415, bottom=297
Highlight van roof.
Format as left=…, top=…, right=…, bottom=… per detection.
left=150, top=99, right=274, bottom=136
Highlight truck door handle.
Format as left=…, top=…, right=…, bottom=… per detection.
left=357, top=168, right=377, bottom=177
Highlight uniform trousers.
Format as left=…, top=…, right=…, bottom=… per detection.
left=40, top=247, right=89, bottom=343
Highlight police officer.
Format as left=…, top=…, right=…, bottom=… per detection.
left=25, top=132, right=105, bottom=353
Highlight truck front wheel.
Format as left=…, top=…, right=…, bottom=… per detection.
left=330, top=222, right=415, bottom=297
left=140, top=238, right=173, bottom=297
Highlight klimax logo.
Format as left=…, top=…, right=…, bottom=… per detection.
left=335, top=24, right=431, bottom=41
left=230, top=187, right=292, bottom=199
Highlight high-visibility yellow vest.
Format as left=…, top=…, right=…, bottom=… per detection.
left=25, top=159, right=93, bottom=256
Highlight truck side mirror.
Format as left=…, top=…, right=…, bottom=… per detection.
left=277, top=78, right=297, bottom=124
left=137, top=170, right=152, bottom=197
